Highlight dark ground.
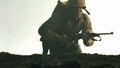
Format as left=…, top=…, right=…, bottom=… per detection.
left=0, top=52, right=120, bottom=68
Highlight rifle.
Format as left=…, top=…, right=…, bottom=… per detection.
left=72, top=32, right=114, bottom=41
left=67, top=32, right=113, bottom=48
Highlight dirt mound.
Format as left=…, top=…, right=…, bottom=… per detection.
left=0, top=52, right=120, bottom=68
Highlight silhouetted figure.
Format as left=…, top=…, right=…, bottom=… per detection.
left=38, top=0, right=94, bottom=55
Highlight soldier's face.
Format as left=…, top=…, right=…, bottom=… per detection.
left=74, top=8, right=82, bottom=16
left=70, top=7, right=82, bottom=19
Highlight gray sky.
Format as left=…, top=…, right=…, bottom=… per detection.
left=0, top=0, right=120, bottom=55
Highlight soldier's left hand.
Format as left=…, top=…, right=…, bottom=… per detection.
left=58, top=35, right=71, bottom=45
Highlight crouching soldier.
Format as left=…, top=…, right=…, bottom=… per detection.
left=38, top=0, right=94, bottom=55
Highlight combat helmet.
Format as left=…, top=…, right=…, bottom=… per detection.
left=67, top=0, right=86, bottom=8
left=67, top=0, right=90, bottom=15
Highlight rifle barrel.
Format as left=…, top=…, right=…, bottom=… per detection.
left=97, top=32, right=113, bottom=35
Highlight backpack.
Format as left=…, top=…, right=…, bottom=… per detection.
left=38, top=1, right=68, bottom=36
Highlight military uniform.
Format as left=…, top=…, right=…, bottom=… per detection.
left=38, top=0, right=94, bottom=55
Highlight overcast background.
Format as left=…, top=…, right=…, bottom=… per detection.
left=0, top=0, right=120, bottom=55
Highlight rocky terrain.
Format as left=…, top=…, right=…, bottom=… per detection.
left=0, top=52, right=120, bottom=68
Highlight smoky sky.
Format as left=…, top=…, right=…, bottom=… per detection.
left=0, top=0, right=58, bottom=55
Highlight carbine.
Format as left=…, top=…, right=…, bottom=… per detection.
left=72, top=32, right=114, bottom=41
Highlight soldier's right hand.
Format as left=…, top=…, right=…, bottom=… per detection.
left=82, top=33, right=94, bottom=46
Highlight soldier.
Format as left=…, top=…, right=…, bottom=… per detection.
left=38, top=0, right=94, bottom=55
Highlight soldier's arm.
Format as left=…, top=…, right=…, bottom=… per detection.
left=39, top=23, right=70, bottom=44
left=46, top=31, right=71, bottom=44
left=81, top=14, right=94, bottom=46
left=38, top=26, right=61, bottom=43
